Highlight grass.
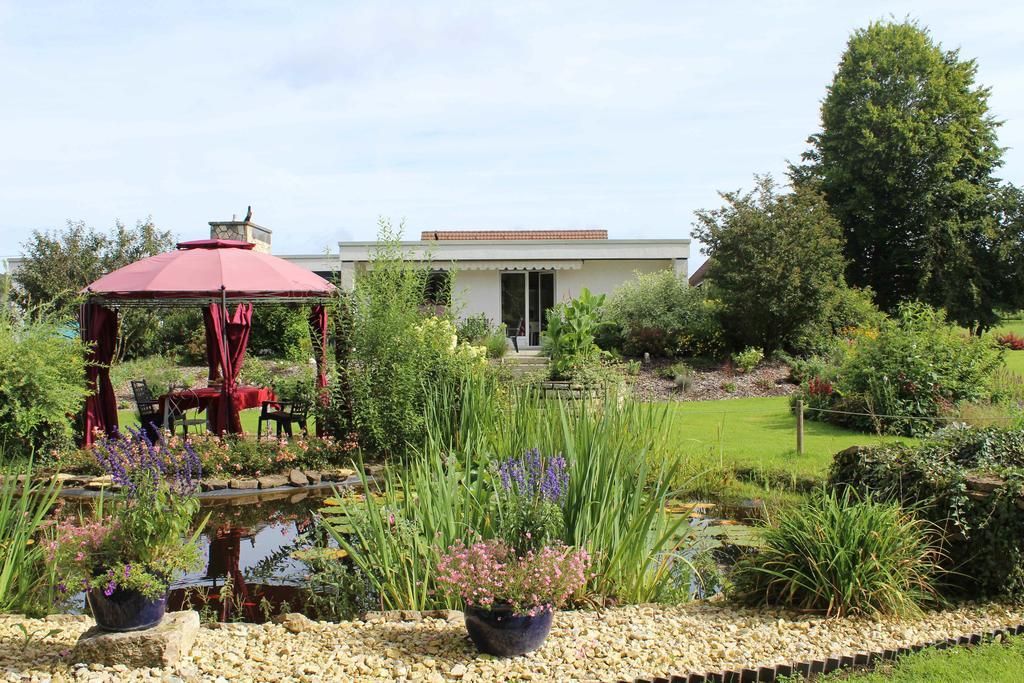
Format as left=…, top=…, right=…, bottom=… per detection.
left=810, top=636, right=1024, bottom=682
left=118, top=408, right=287, bottom=436
left=659, top=396, right=916, bottom=505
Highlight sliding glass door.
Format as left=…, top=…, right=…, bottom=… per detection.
left=500, top=271, right=555, bottom=347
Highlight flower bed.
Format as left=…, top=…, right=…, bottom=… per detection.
left=4, top=603, right=1024, bottom=682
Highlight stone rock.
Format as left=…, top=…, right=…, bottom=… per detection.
left=287, top=468, right=309, bottom=486
left=257, top=474, right=289, bottom=489
left=71, top=610, right=199, bottom=668
left=54, top=473, right=90, bottom=487
left=85, top=475, right=117, bottom=490
left=304, top=470, right=323, bottom=485
left=273, top=612, right=314, bottom=634
left=228, top=478, right=259, bottom=490
left=966, top=475, right=1005, bottom=493
left=202, top=478, right=229, bottom=491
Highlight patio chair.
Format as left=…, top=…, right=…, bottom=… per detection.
left=257, top=399, right=310, bottom=440
left=165, top=384, right=207, bottom=437
left=131, top=379, right=163, bottom=441
left=507, top=318, right=524, bottom=353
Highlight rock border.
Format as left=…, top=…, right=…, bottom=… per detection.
left=622, top=622, right=1024, bottom=683
left=5, top=465, right=386, bottom=501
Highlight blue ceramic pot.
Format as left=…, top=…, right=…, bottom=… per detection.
left=464, top=604, right=553, bottom=656
left=87, top=585, right=168, bottom=632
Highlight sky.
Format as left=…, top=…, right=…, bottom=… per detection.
left=2, top=1, right=1023, bottom=271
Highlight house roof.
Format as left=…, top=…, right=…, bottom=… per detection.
left=421, top=229, right=608, bottom=241
left=688, top=259, right=711, bottom=286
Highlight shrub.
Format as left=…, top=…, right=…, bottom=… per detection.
left=800, top=303, right=1003, bottom=435
left=721, top=381, right=737, bottom=393
left=730, top=489, right=941, bottom=617
left=665, top=362, right=694, bottom=392
left=791, top=285, right=884, bottom=356
left=624, top=359, right=642, bottom=376
left=604, top=269, right=723, bottom=358
left=250, top=304, right=311, bottom=360
left=483, top=326, right=509, bottom=359
left=829, top=425, right=1024, bottom=601
left=997, top=332, right=1024, bottom=351
left=542, top=288, right=606, bottom=380
left=732, top=346, right=764, bottom=373
left=456, top=314, right=491, bottom=344
left=349, top=222, right=489, bottom=456
left=0, top=307, right=88, bottom=459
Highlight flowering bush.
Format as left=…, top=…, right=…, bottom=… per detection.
left=435, top=539, right=590, bottom=615
left=494, top=449, right=567, bottom=554
left=46, top=428, right=206, bottom=600
left=732, top=346, right=764, bottom=373
left=996, top=332, right=1024, bottom=351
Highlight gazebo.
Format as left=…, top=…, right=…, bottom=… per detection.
left=79, top=239, right=336, bottom=445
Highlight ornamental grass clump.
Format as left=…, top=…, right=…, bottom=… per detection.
left=435, top=539, right=590, bottom=616
left=729, top=489, right=942, bottom=617
left=47, top=428, right=207, bottom=601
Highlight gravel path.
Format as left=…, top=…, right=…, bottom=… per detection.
left=4, top=603, right=1024, bottom=682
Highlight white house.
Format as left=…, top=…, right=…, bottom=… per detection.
left=288, top=229, right=689, bottom=349
left=3, top=220, right=690, bottom=351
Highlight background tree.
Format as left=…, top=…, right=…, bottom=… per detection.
left=14, top=218, right=181, bottom=360
left=794, top=20, right=1022, bottom=329
left=693, top=175, right=847, bottom=353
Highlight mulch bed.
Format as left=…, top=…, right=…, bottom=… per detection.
left=627, top=359, right=799, bottom=402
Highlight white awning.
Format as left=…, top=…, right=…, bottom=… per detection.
left=433, top=259, right=584, bottom=271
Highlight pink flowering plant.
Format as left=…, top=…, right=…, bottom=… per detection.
left=45, top=428, right=207, bottom=600
left=434, top=539, right=590, bottom=615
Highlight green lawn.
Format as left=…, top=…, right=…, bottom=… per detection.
left=664, top=396, right=913, bottom=480
left=809, top=636, right=1024, bottom=682
left=118, top=408, right=271, bottom=436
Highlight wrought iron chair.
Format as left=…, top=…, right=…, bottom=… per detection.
left=165, top=384, right=208, bottom=437
left=131, top=380, right=163, bottom=441
left=257, top=399, right=310, bottom=440
left=507, top=318, right=524, bottom=353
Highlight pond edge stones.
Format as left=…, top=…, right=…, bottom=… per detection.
left=71, top=610, right=200, bottom=668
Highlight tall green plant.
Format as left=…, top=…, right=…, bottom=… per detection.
left=730, top=489, right=942, bottom=617
left=323, top=376, right=691, bottom=608
left=542, top=288, right=606, bottom=380
left=0, top=463, right=62, bottom=614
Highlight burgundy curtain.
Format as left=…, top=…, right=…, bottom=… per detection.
left=203, top=302, right=253, bottom=434
left=80, top=303, right=120, bottom=446
left=308, top=304, right=329, bottom=436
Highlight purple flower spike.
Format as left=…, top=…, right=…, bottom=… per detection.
left=494, top=449, right=568, bottom=503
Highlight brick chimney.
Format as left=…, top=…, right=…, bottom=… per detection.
left=209, top=207, right=272, bottom=253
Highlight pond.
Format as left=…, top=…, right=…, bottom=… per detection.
left=61, top=486, right=762, bottom=622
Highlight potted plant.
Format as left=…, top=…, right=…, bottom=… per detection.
left=435, top=538, right=590, bottom=656
left=433, top=449, right=589, bottom=656
left=47, top=428, right=206, bottom=631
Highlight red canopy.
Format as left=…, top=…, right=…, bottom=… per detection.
left=79, top=240, right=334, bottom=442
left=83, top=239, right=335, bottom=301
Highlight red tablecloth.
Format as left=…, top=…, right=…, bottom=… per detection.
left=159, top=386, right=275, bottom=434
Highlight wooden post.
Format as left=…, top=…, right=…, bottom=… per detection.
left=796, top=399, right=804, bottom=456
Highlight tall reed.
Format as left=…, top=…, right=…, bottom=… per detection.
left=324, top=375, right=691, bottom=609
left=0, top=461, right=62, bottom=614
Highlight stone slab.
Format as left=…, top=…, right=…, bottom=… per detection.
left=71, top=610, right=199, bottom=668
left=288, top=468, right=309, bottom=486
left=229, top=478, right=259, bottom=490
left=257, top=474, right=289, bottom=489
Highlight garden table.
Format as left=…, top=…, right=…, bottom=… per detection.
left=158, top=386, right=276, bottom=434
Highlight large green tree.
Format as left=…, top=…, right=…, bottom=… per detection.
left=15, top=218, right=181, bottom=359
left=794, top=20, right=1022, bottom=330
left=693, top=176, right=848, bottom=353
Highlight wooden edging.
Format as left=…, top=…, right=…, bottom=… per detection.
left=622, top=622, right=1024, bottom=683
